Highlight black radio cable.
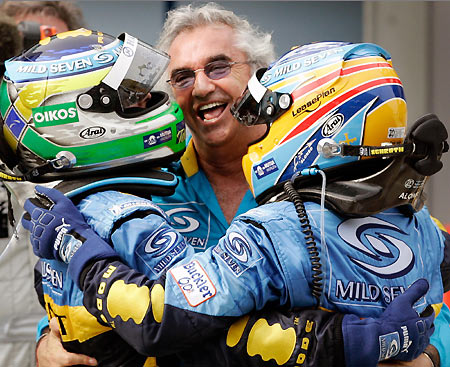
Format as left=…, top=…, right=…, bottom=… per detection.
left=283, top=180, right=323, bottom=305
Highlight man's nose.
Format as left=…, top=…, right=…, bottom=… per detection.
left=192, top=70, right=215, bottom=98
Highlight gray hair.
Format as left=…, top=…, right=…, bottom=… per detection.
left=157, top=2, right=275, bottom=73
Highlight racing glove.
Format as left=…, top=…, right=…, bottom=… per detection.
left=342, top=278, right=435, bottom=367
left=22, top=185, right=118, bottom=285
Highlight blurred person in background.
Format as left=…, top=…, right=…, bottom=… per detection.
left=1, top=1, right=85, bottom=42
left=0, top=2, right=86, bottom=366
left=0, top=11, right=23, bottom=264
left=0, top=12, right=23, bottom=75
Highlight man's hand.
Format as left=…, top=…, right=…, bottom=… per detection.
left=378, top=345, right=439, bottom=367
left=343, top=279, right=435, bottom=367
left=22, top=185, right=93, bottom=260
left=378, top=353, right=434, bottom=366
left=22, top=185, right=117, bottom=286
left=36, top=318, right=97, bottom=367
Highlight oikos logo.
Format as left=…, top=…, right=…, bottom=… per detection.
left=321, top=113, right=344, bottom=137
left=33, top=102, right=79, bottom=127
left=34, top=108, right=77, bottom=123
left=80, top=126, right=106, bottom=139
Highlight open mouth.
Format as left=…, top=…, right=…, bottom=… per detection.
left=198, top=101, right=228, bottom=122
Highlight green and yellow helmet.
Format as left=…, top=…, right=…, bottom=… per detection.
left=0, top=29, right=185, bottom=182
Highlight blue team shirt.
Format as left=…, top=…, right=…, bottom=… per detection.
left=153, top=140, right=257, bottom=252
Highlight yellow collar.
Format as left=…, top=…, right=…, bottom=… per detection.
left=180, top=140, right=199, bottom=177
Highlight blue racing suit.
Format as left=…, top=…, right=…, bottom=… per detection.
left=35, top=141, right=450, bottom=366
left=33, top=146, right=347, bottom=366
left=75, top=190, right=449, bottom=366
left=34, top=171, right=184, bottom=367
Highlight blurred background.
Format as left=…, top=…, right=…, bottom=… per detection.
left=3, top=1, right=450, bottom=225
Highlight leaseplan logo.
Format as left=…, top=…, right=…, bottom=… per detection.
left=33, top=102, right=79, bottom=127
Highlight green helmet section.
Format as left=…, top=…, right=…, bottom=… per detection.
left=0, top=29, right=185, bottom=182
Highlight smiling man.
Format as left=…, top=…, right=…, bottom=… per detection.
left=147, top=5, right=275, bottom=255
left=159, top=20, right=270, bottom=226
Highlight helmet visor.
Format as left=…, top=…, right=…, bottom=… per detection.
left=103, top=33, right=169, bottom=110
left=232, top=69, right=268, bottom=126
left=232, top=87, right=263, bottom=126
left=232, top=68, right=292, bottom=126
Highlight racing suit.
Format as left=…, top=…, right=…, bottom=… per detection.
left=34, top=171, right=183, bottom=367
left=72, top=191, right=449, bottom=366
left=33, top=167, right=346, bottom=366
left=34, top=140, right=450, bottom=366
left=33, top=140, right=263, bottom=366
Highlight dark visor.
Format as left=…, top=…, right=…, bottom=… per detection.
left=231, top=68, right=292, bottom=126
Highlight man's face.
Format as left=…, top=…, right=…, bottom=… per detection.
left=167, top=24, right=261, bottom=150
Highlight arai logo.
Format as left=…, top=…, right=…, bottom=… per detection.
left=80, top=126, right=106, bottom=139
left=33, top=102, right=79, bottom=127
left=321, top=113, right=344, bottom=137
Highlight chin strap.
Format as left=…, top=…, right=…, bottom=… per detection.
left=319, top=113, right=449, bottom=176
left=0, top=170, right=25, bottom=182
left=0, top=151, right=76, bottom=182
left=269, top=113, right=449, bottom=218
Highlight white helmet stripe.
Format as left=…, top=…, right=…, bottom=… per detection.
left=102, top=33, right=138, bottom=90
left=248, top=72, right=267, bottom=103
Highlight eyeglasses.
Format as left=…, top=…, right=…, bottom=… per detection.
left=167, top=60, right=249, bottom=90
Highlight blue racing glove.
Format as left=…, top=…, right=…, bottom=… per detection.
left=22, top=185, right=118, bottom=285
left=342, top=278, right=435, bottom=367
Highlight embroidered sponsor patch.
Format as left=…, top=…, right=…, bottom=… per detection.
left=253, top=158, right=279, bottom=179
left=143, top=127, right=172, bottom=149
left=170, top=260, right=216, bottom=307
left=379, top=331, right=400, bottom=360
left=140, top=227, right=187, bottom=277
left=41, top=260, right=64, bottom=290
left=109, top=200, right=162, bottom=216
left=213, top=231, right=263, bottom=277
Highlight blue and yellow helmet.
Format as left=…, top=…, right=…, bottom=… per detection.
left=0, top=29, right=185, bottom=182
left=233, top=42, right=408, bottom=201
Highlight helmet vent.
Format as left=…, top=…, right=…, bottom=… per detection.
left=77, top=94, right=93, bottom=109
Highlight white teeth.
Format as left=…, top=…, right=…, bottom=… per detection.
left=199, top=102, right=223, bottom=111
left=204, top=117, right=219, bottom=123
